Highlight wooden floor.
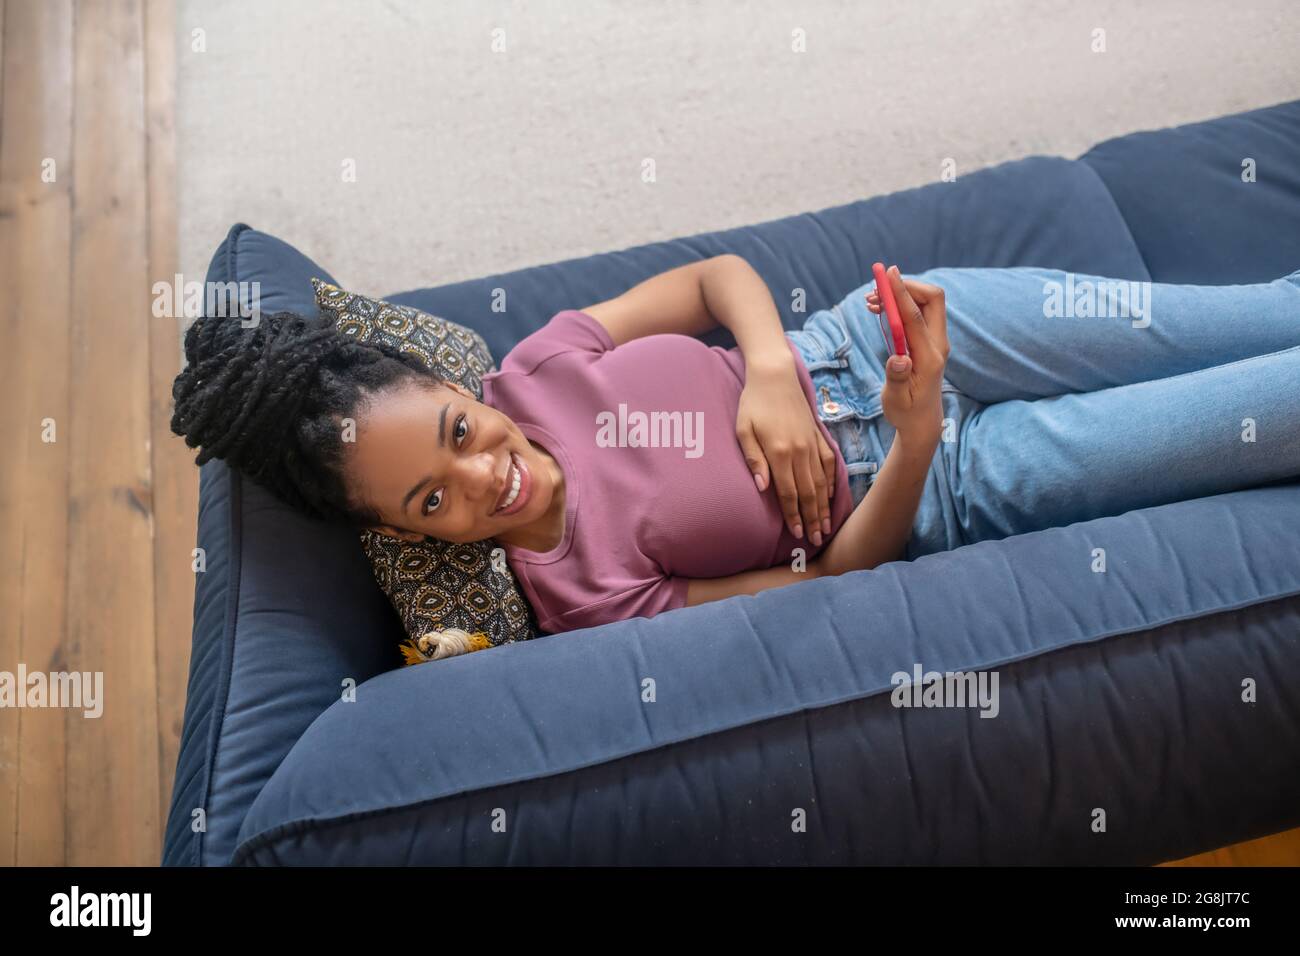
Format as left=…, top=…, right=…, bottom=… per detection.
left=0, top=0, right=193, bottom=866
left=0, top=0, right=1295, bottom=867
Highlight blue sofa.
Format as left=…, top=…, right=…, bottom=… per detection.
left=164, top=100, right=1300, bottom=866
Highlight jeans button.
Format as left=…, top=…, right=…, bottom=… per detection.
left=819, top=385, right=841, bottom=416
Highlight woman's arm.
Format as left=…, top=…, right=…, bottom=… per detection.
left=581, top=254, right=788, bottom=365
left=685, top=270, right=949, bottom=607
left=684, top=559, right=823, bottom=606
left=583, top=254, right=838, bottom=544
left=682, top=437, right=932, bottom=609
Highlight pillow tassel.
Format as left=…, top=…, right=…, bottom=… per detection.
left=401, top=629, right=492, bottom=665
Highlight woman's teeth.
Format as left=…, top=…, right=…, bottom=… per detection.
left=497, top=457, right=521, bottom=512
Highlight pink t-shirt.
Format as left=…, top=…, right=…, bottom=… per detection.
left=479, top=310, right=852, bottom=633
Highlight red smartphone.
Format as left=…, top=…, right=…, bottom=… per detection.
left=871, top=261, right=909, bottom=357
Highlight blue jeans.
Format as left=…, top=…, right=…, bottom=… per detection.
left=786, top=266, right=1300, bottom=561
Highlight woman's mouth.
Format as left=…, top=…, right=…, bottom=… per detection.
left=493, top=451, right=531, bottom=516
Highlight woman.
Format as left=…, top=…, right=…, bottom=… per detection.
left=171, top=257, right=1300, bottom=635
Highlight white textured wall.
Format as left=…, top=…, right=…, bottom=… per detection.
left=177, top=0, right=1300, bottom=297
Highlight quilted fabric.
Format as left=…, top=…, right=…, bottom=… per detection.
left=311, top=278, right=536, bottom=657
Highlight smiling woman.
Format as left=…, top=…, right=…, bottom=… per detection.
left=171, top=304, right=573, bottom=557
left=169, top=255, right=879, bottom=639
left=173, top=249, right=1300, bottom=647
left=345, top=375, right=569, bottom=554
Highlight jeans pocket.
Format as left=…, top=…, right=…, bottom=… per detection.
left=823, top=413, right=880, bottom=506
left=791, top=304, right=854, bottom=371
left=813, top=371, right=883, bottom=503
left=814, top=375, right=883, bottom=426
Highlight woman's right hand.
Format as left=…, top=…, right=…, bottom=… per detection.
left=868, top=267, right=949, bottom=452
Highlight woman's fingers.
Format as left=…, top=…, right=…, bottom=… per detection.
left=898, top=277, right=949, bottom=356
left=817, top=430, right=837, bottom=502
left=801, top=447, right=830, bottom=544
left=771, top=454, right=804, bottom=539
left=790, top=452, right=822, bottom=545
left=887, top=267, right=935, bottom=364
left=736, top=423, right=770, bottom=492
left=881, top=351, right=914, bottom=406
left=868, top=271, right=949, bottom=358
left=770, top=444, right=828, bottom=543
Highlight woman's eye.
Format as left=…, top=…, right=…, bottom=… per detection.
left=453, top=414, right=469, bottom=446
left=423, top=488, right=444, bottom=516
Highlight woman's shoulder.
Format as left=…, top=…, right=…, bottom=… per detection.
left=500, top=309, right=614, bottom=376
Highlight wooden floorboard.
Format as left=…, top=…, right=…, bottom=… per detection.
left=0, top=0, right=1294, bottom=868
left=65, top=0, right=159, bottom=866
left=1163, top=826, right=1300, bottom=867
left=143, top=0, right=193, bottom=860
left=0, top=0, right=74, bottom=868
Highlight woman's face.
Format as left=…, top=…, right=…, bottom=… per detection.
left=345, top=378, right=559, bottom=545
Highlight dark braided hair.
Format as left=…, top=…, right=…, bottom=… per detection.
left=171, top=310, right=441, bottom=525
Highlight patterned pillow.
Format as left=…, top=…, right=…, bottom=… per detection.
left=312, top=278, right=536, bottom=663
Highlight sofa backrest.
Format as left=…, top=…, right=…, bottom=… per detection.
left=1081, top=98, right=1300, bottom=284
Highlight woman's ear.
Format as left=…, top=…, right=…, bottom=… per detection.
left=371, top=524, right=426, bottom=544
left=443, top=380, right=474, bottom=401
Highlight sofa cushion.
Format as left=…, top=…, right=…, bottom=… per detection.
left=1081, top=98, right=1300, bottom=284
left=233, top=482, right=1300, bottom=864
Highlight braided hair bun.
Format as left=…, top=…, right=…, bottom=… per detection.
left=170, top=310, right=440, bottom=524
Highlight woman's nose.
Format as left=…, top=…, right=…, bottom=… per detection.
left=457, top=451, right=500, bottom=503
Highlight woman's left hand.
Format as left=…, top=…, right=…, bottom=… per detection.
left=736, top=359, right=837, bottom=546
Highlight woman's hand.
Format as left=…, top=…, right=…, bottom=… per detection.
left=867, top=267, right=949, bottom=453
left=736, top=354, right=837, bottom=546
left=689, top=270, right=949, bottom=606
